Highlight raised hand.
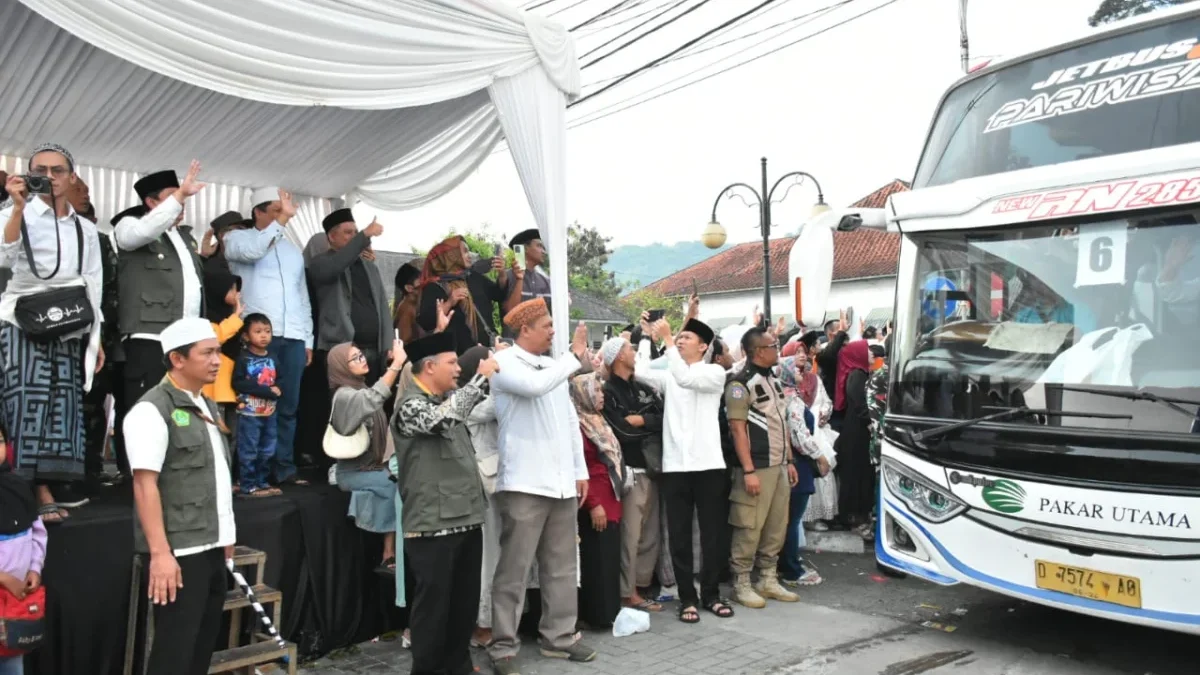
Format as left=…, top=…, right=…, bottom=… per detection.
left=571, top=321, right=589, bottom=358
left=278, top=189, right=297, bottom=219
left=390, top=338, right=406, bottom=367
left=652, top=318, right=672, bottom=343
left=179, top=159, right=206, bottom=198
left=687, top=292, right=700, bottom=320
left=435, top=299, right=454, bottom=333
left=477, top=355, right=500, bottom=378
left=364, top=217, right=383, bottom=238
left=4, top=175, right=27, bottom=208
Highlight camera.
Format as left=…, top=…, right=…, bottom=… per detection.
left=21, top=175, right=52, bottom=195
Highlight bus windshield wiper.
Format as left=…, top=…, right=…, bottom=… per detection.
left=1055, top=385, right=1200, bottom=421
left=909, top=406, right=1133, bottom=444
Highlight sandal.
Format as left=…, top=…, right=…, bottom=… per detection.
left=376, top=556, right=397, bottom=575
left=37, top=503, right=69, bottom=523
left=629, top=599, right=663, bottom=612
left=704, top=598, right=735, bottom=619
left=677, top=605, right=700, bottom=624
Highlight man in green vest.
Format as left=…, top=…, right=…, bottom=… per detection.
left=123, top=317, right=236, bottom=675
left=112, top=161, right=208, bottom=418
left=393, top=331, right=498, bottom=675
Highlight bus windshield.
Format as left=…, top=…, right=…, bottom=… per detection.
left=914, top=13, right=1200, bottom=188
left=892, top=207, right=1200, bottom=435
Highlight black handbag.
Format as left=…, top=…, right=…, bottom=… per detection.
left=13, top=215, right=94, bottom=341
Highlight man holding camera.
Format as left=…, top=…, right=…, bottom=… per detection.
left=111, top=162, right=208, bottom=413
left=1, top=143, right=104, bottom=522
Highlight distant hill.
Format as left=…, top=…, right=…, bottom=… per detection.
left=605, top=241, right=729, bottom=289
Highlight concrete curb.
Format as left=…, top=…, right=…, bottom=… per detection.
left=803, top=530, right=866, bottom=554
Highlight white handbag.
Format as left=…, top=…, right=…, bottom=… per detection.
left=323, top=413, right=371, bottom=460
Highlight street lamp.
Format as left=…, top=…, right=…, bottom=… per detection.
left=706, top=157, right=829, bottom=323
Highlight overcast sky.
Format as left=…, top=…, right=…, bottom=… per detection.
left=359, top=0, right=1100, bottom=255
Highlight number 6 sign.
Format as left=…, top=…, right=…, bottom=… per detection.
left=1075, top=222, right=1127, bottom=287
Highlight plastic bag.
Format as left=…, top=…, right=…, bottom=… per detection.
left=611, top=607, right=650, bottom=637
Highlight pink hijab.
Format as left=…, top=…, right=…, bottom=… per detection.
left=834, top=339, right=871, bottom=411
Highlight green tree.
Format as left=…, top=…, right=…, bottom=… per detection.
left=1088, top=0, right=1194, bottom=26
left=618, top=287, right=685, bottom=328
left=567, top=221, right=624, bottom=302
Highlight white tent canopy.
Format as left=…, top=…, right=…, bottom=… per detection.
left=0, top=0, right=578, bottom=353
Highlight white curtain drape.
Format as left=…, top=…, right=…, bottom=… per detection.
left=5, top=0, right=580, bottom=218
left=489, top=63, right=570, bottom=354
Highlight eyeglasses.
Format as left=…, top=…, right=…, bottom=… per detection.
left=29, top=165, right=70, bottom=177
left=756, top=342, right=780, bottom=352
left=348, top=352, right=366, bottom=364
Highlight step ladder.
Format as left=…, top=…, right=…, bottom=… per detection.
left=123, top=546, right=298, bottom=675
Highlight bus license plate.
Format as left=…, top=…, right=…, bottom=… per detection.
left=1034, top=560, right=1142, bottom=609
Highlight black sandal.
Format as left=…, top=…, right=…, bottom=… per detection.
left=704, top=598, right=735, bottom=618
left=677, top=605, right=700, bottom=624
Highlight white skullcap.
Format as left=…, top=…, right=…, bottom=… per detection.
left=160, top=318, right=217, bottom=354
left=250, top=186, right=281, bottom=207
left=600, top=336, right=627, bottom=366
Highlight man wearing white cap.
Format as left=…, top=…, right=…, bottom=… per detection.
left=123, top=317, right=236, bottom=675
left=223, top=187, right=313, bottom=486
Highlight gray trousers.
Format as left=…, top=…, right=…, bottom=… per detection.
left=620, top=471, right=660, bottom=598
left=488, top=491, right=579, bottom=659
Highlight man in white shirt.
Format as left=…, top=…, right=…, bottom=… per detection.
left=635, top=317, right=734, bottom=624
left=488, top=298, right=597, bottom=674
left=112, top=161, right=207, bottom=413
left=124, top=317, right=236, bottom=675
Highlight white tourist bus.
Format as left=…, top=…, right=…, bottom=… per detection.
left=869, top=4, right=1200, bottom=635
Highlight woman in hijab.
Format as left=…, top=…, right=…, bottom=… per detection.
left=833, top=340, right=874, bottom=538
left=416, top=237, right=485, bottom=354
left=777, top=354, right=832, bottom=587
left=570, top=373, right=625, bottom=629
left=791, top=337, right=839, bottom=531
left=327, top=339, right=406, bottom=572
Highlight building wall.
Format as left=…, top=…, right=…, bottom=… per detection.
left=696, top=276, right=896, bottom=324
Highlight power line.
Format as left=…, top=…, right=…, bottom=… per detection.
left=569, top=0, right=901, bottom=128
left=581, top=0, right=849, bottom=90
left=548, top=0, right=602, bottom=17
left=583, top=0, right=713, bottom=70
left=579, top=0, right=690, bottom=60
left=571, top=0, right=640, bottom=31
left=577, top=0, right=680, bottom=35
left=570, top=0, right=785, bottom=107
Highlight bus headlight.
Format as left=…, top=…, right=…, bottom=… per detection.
left=883, top=458, right=967, bottom=523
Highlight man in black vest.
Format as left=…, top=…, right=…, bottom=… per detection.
left=112, top=161, right=208, bottom=414
left=124, top=317, right=236, bottom=675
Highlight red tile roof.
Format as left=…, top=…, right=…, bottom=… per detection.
left=642, top=180, right=908, bottom=297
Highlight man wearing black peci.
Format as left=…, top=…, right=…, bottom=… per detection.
left=393, top=331, right=498, bottom=675
left=112, top=162, right=208, bottom=415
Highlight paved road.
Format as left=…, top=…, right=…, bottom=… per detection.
left=299, top=551, right=1197, bottom=675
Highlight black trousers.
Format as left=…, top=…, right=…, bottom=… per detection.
left=406, top=529, right=483, bottom=675
left=83, top=360, right=128, bottom=477
left=661, top=469, right=730, bottom=607
left=145, top=548, right=227, bottom=675
left=123, top=338, right=168, bottom=412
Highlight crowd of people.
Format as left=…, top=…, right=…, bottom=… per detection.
left=0, top=149, right=891, bottom=675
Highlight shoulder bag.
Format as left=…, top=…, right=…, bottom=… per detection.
left=13, top=214, right=94, bottom=341
left=0, top=585, right=45, bottom=656
left=322, top=392, right=371, bottom=459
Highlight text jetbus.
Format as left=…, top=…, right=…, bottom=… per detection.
left=871, top=3, right=1200, bottom=635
